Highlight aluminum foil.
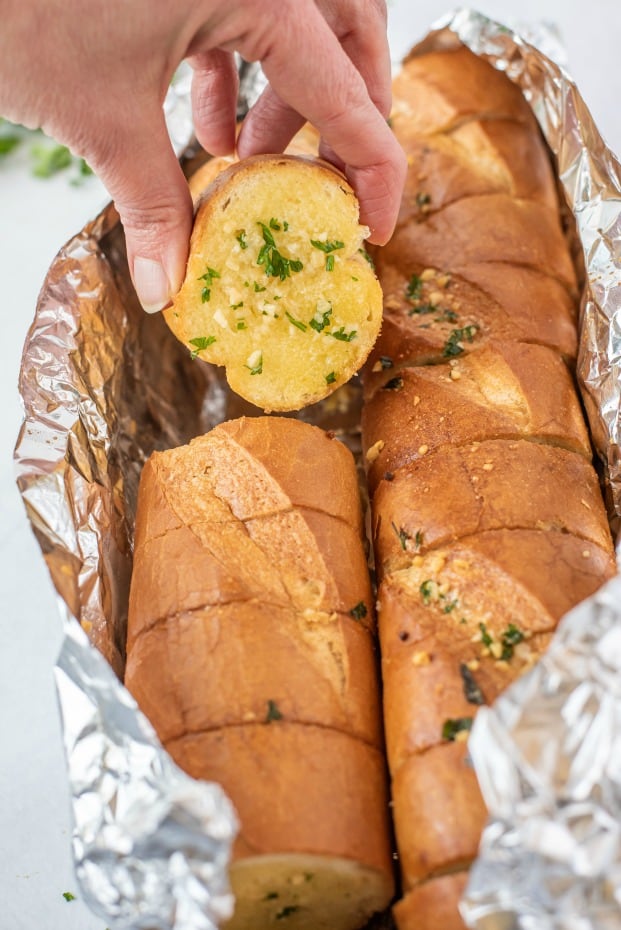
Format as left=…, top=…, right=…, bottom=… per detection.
left=12, top=7, right=621, bottom=930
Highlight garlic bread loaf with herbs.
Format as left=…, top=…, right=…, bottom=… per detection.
left=164, top=155, right=382, bottom=412
left=125, top=416, right=394, bottom=930
left=363, top=42, right=617, bottom=928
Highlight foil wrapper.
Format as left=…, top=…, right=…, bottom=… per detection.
left=12, top=7, right=621, bottom=930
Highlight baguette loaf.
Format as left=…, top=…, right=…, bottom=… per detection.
left=164, top=154, right=382, bottom=412
left=364, top=42, right=617, bottom=927
left=125, top=416, right=394, bottom=930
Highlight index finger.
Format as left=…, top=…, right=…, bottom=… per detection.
left=235, top=0, right=406, bottom=244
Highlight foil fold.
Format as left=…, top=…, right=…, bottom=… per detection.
left=13, top=7, right=621, bottom=930
left=56, top=605, right=237, bottom=930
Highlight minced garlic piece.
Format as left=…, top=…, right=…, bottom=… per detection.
left=366, top=439, right=385, bottom=463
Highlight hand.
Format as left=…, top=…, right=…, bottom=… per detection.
left=0, top=0, right=406, bottom=312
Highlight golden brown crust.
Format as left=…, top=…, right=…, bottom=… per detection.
left=165, top=723, right=394, bottom=881
left=392, top=45, right=538, bottom=136
left=128, top=418, right=373, bottom=644
left=141, top=417, right=365, bottom=533
left=372, top=440, right=613, bottom=572
left=126, top=417, right=393, bottom=927
left=362, top=343, right=591, bottom=492
left=380, top=195, right=576, bottom=294
left=381, top=629, right=551, bottom=771
left=393, top=873, right=469, bottom=930
left=369, top=40, right=617, bottom=918
left=212, top=417, right=365, bottom=532
left=129, top=506, right=373, bottom=643
left=396, top=119, right=557, bottom=227
left=378, top=531, right=616, bottom=657
left=125, top=602, right=382, bottom=747
left=363, top=263, right=577, bottom=390
left=391, top=740, right=486, bottom=889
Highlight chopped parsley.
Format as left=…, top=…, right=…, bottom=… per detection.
left=405, top=273, right=423, bottom=301
left=382, top=376, right=404, bottom=391
left=310, top=240, right=344, bottom=272
left=391, top=522, right=409, bottom=550
left=235, top=229, right=248, bottom=249
left=0, top=135, right=20, bottom=156
left=253, top=281, right=266, bottom=292
left=31, top=142, right=72, bottom=178
left=329, top=326, right=357, bottom=342
left=236, top=320, right=247, bottom=330
left=443, top=324, right=478, bottom=357
left=257, top=222, right=303, bottom=280
left=442, top=597, right=459, bottom=614
left=309, top=303, right=333, bottom=332
left=311, top=238, right=344, bottom=253
left=188, top=335, right=216, bottom=359
left=230, top=301, right=244, bottom=310
left=460, top=664, right=485, bottom=706
left=285, top=311, right=307, bottom=332
left=501, top=623, right=525, bottom=660
left=479, top=622, right=493, bottom=648
left=325, top=371, right=337, bottom=385
left=415, top=530, right=424, bottom=549
left=408, top=302, right=438, bottom=316
left=266, top=699, right=283, bottom=722
left=276, top=906, right=299, bottom=920
left=349, top=602, right=368, bottom=621
left=419, top=580, right=435, bottom=604
left=358, top=247, right=374, bottom=268
left=62, top=892, right=76, bottom=902
left=434, top=308, right=459, bottom=324
left=197, top=266, right=220, bottom=303
left=442, top=717, right=473, bottom=741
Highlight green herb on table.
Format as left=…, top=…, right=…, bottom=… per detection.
left=31, top=142, right=72, bottom=178
left=62, top=892, right=76, bottom=902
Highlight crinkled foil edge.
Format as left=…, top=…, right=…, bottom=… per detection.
left=13, top=8, right=621, bottom=929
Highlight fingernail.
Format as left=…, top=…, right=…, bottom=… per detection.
left=133, top=257, right=171, bottom=314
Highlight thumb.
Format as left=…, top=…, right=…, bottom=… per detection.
left=91, top=109, right=193, bottom=314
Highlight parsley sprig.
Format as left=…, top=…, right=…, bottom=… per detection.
left=257, top=222, right=303, bottom=280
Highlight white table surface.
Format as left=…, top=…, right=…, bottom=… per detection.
left=1, top=3, right=619, bottom=928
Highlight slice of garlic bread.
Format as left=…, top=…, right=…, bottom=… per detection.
left=165, top=154, right=383, bottom=411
